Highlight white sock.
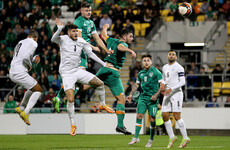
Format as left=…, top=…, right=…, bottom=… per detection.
left=20, top=90, right=33, bottom=110
left=67, top=102, right=75, bottom=125
left=24, top=92, right=41, bottom=114
left=96, top=85, right=106, bottom=106
left=164, top=120, right=175, bottom=139
left=177, top=119, right=188, bottom=139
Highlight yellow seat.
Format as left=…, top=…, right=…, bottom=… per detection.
left=133, top=23, right=141, bottom=36
left=198, top=2, right=202, bottom=7
left=132, top=0, right=136, bottom=2
left=110, top=24, right=115, bottom=31
left=166, top=16, right=174, bottom=22
left=196, top=15, right=205, bottom=22
left=161, top=9, right=170, bottom=17
left=222, top=82, right=230, bottom=94
left=93, top=10, right=101, bottom=16
left=213, top=82, right=222, bottom=96
left=141, top=23, right=151, bottom=36
left=123, top=10, right=127, bottom=16
left=228, top=21, right=230, bottom=28
left=133, top=10, right=137, bottom=15
left=95, top=0, right=101, bottom=5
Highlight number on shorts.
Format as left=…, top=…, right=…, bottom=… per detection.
left=153, top=107, right=156, bottom=115
left=14, top=43, right=22, bottom=57
left=177, top=101, right=180, bottom=107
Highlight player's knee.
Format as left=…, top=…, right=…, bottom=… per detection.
left=67, top=97, right=74, bottom=103
left=137, top=114, right=144, bottom=119
left=162, top=114, right=170, bottom=122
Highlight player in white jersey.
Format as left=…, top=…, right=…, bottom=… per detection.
left=51, top=18, right=107, bottom=136
left=161, top=50, right=190, bottom=148
left=9, top=30, right=43, bottom=126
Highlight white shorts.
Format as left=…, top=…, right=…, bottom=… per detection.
left=61, top=68, right=95, bottom=91
left=9, top=72, right=37, bottom=90
left=162, top=90, right=183, bottom=112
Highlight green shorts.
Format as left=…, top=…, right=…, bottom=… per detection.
left=137, top=98, right=158, bottom=117
left=96, top=67, right=124, bottom=96
left=80, top=50, right=88, bottom=68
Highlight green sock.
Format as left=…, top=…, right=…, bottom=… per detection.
left=116, top=104, right=125, bottom=128
left=56, top=88, right=66, bottom=99
left=150, top=121, right=156, bottom=140
left=74, top=88, right=79, bottom=96
left=134, top=118, right=142, bottom=138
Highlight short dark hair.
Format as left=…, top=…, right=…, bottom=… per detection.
left=168, top=50, right=177, bottom=55
left=81, top=2, right=91, bottom=8
left=67, top=24, right=78, bottom=30
left=120, top=28, right=133, bottom=37
left=201, top=66, right=205, bottom=70
left=28, top=30, right=39, bottom=38
left=142, top=54, right=152, bottom=60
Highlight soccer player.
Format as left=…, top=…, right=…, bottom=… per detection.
left=9, top=30, right=42, bottom=125
left=127, top=54, right=163, bottom=147
left=51, top=18, right=108, bottom=136
left=82, top=24, right=136, bottom=135
left=52, top=2, right=114, bottom=113
left=161, top=50, right=190, bottom=148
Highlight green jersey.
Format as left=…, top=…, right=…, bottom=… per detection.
left=104, top=37, right=128, bottom=69
left=137, top=66, right=163, bottom=100
left=73, top=16, right=96, bottom=42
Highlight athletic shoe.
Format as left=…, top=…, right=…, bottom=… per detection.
left=128, top=138, right=140, bottom=145
left=116, top=126, right=131, bottom=135
left=15, top=107, right=22, bottom=114
left=167, top=136, right=177, bottom=148
left=52, top=97, right=60, bottom=113
left=99, top=105, right=115, bottom=113
left=145, top=139, right=153, bottom=148
left=70, top=125, right=77, bottom=136
left=19, top=111, right=30, bottom=125
left=178, top=138, right=190, bottom=148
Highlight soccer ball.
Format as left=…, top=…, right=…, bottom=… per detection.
left=178, top=2, right=192, bottom=17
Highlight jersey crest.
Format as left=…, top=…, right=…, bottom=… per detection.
left=149, top=72, right=153, bottom=77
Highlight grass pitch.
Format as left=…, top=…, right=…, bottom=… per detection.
left=0, top=135, right=229, bottom=150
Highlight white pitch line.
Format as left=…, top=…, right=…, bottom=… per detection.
left=120, top=146, right=225, bottom=149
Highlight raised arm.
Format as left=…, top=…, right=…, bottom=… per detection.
left=83, top=43, right=106, bottom=67
left=51, top=18, right=64, bottom=44
left=117, top=44, right=136, bottom=58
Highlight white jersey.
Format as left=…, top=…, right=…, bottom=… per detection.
left=51, top=26, right=105, bottom=74
left=10, top=38, right=37, bottom=74
left=162, top=62, right=185, bottom=91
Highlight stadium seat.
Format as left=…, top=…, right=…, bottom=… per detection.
left=133, top=23, right=141, bottom=36
left=123, top=10, right=127, bottom=16
left=133, top=10, right=137, bottom=15
left=62, top=12, right=73, bottom=18
left=161, top=9, right=170, bottom=17
left=166, top=16, right=174, bottom=22
left=222, top=82, right=230, bottom=94
left=196, top=15, right=205, bottom=21
left=93, top=10, right=101, bottom=16
left=61, top=5, right=68, bottom=12
left=198, top=2, right=203, bottom=7
left=141, top=23, right=150, bottom=36
left=213, top=82, right=222, bottom=96
left=110, top=24, right=115, bottom=31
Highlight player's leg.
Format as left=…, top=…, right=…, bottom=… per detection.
left=145, top=103, right=158, bottom=148
left=172, top=92, right=190, bottom=148
left=52, top=85, right=65, bottom=113
left=162, top=96, right=177, bottom=148
left=15, top=89, right=32, bottom=114
left=65, top=89, right=77, bottom=136
left=128, top=113, right=144, bottom=145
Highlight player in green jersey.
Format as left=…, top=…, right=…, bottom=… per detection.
left=81, top=24, right=136, bottom=134
left=127, top=54, right=164, bottom=147
left=52, top=2, right=114, bottom=113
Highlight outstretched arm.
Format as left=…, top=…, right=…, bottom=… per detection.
left=126, top=83, right=140, bottom=102
left=51, top=18, right=64, bottom=44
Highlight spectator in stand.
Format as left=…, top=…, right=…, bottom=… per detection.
left=129, top=61, right=142, bottom=78
left=168, top=0, right=183, bottom=21
left=91, top=13, right=100, bottom=30
left=6, top=1, right=16, bottom=19
left=212, top=64, right=223, bottom=82
left=14, top=86, right=24, bottom=103
left=205, top=96, right=219, bottom=107
left=16, top=28, right=27, bottom=43
left=5, top=28, right=16, bottom=47
left=0, top=56, right=9, bottom=73
left=205, top=6, right=217, bottom=21
left=117, top=0, right=127, bottom=9
left=22, top=0, right=30, bottom=12
left=68, top=0, right=80, bottom=12
left=52, top=4, right=61, bottom=19
left=0, top=70, right=6, bottom=101
left=0, top=43, right=9, bottom=59
left=186, top=70, right=198, bottom=101
left=0, top=23, right=5, bottom=41
left=4, top=95, right=17, bottom=113
left=15, top=2, right=26, bottom=17
left=112, top=19, right=123, bottom=38
left=201, top=0, right=210, bottom=14
left=124, top=19, right=135, bottom=36
left=134, top=8, right=143, bottom=23
left=143, top=8, right=153, bottom=23
left=44, top=88, right=55, bottom=107
left=125, top=98, right=137, bottom=113
left=197, top=67, right=211, bottom=101
left=155, top=64, right=162, bottom=72
left=0, top=9, right=7, bottom=22
left=43, top=60, right=52, bottom=74
left=226, top=63, right=230, bottom=81
left=108, top=9, right=116, bottom=23
left=43, top=6, right=52, bottom=19
left=101, top=1, right=112, bottom=14
left=126, top=8, right=135, bottom=23
left=151, top=0, right=160, bottom=23
left=99, top=13, right=112, bottom=30
left=38, top=72, right=50, bottom=92
left=115, top=5, right=125, bottom=22
left=191, top=0, right=201, bottom=21
left=51, top=74, right=61, bottom=91
left=126, top=0, right=136, bottom=9
left=160, top=0, right=168, bottom=10
left=51, top=48, right=59, bottom=64
left=224, top=96, right=230, bottom=107
left=99, top=0, right=106, bottom=10
left=13, top=24, right=21, bottom=37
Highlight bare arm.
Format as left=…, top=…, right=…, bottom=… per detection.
left=51, top=18, right=64, bottom=44
left=126, top=83, right=140, bottom=102
left=92, top=32, right=111, bottom=54
left=117, top=44, right=136, bottom=58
